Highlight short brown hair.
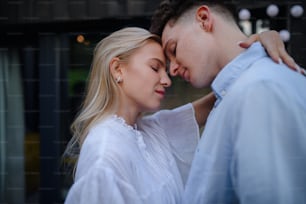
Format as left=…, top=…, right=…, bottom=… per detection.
left=150, top=0, right=237, bottom=36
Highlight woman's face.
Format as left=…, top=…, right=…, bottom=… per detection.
left=119, top=40, right=171, bottom=113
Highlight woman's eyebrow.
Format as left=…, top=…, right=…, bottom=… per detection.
left=151, top=58, right=166, bottom=68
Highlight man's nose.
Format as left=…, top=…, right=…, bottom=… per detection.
left=161, top=72, right=172, bottom=87
left=169, top=61, right=180, bottom=77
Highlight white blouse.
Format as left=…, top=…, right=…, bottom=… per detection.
left=64, top=103, right=199, bottom=204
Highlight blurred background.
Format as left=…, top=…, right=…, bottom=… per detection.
left=0, top=0, right=305, bottom=203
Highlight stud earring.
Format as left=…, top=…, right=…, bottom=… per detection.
left=116, top=76, right=122, bottom=83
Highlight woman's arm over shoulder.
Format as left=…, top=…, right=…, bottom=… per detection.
left=239, top=30, right=298, bottom=70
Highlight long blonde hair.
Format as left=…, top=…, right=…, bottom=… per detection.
left=64, top=27, right=161, bottom=170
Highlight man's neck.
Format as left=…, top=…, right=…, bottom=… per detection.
left=215, top=23, right=248, bottom=69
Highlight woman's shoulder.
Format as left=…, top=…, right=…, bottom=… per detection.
left=78, top=116, right=139, bottom=170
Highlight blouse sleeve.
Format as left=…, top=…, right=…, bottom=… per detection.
left=153, top=103, right=200, bottom=184
left=64, top=162, right=142, bottom=204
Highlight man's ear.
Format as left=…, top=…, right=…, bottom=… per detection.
left=196, top=5, right=213, bottom=32
left=109, top=57, right=122, bottom=79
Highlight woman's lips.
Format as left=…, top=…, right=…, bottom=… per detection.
left=155, top=90, right=165, bottom=97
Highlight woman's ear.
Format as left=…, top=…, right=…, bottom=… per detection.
left=196, top=5, right=213, bottom=32
left=109, top=57, right=122, bottom=80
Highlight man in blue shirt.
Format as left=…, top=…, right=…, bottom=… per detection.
left=150, top=0, right=306, bottom=203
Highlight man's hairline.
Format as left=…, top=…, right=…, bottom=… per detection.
left=160, top=5, right=197, bottom=39
left=160, top=5, right=198, bottom=51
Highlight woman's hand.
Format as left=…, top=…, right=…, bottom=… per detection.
left=239, top=30, right=302, bottom=73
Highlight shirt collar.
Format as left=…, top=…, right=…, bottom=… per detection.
left=211, top=42, right=267, bottom=106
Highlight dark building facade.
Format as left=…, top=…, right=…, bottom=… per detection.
left=0, top=0, right=305, bottom=203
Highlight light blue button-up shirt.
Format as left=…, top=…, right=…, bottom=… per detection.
left=183, top=42, right=306, bottom=204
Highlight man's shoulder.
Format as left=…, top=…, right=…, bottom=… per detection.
left=237, top=57, right=302, bottom=86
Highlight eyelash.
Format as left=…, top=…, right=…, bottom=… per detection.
left=171, top=45, right=176, bottom=56
left=170, top=45, right=176, bottom=56
left=151, top=66, right=158, bottom=72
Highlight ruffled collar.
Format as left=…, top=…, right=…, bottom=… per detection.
left=111, top=115, right=146, bottom=150
left=111, top=114, right=138, bottom=130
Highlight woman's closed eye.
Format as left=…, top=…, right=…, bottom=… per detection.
left=149, top=58, right=166, bottom=73
left=151, top=66, right=159, bottom=72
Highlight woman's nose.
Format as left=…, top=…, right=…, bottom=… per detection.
left=161, top=72, right=172, bottom=87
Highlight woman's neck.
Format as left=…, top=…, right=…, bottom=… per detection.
left=115, top=107, right=140, bottom=126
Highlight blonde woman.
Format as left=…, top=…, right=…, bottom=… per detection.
left=64, top=27, right=296, bottom=204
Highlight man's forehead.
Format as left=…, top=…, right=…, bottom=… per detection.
left=161, top=23, right=174, bottom=49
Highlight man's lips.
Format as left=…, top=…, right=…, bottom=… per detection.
left=181, top=70, right=189, bottom=81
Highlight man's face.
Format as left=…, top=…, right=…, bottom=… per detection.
left=161, top=19, right=219, bottom=88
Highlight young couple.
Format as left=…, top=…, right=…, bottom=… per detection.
left=64, top=1, right=306, bottom=203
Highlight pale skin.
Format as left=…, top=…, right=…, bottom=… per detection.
left=109, top=36, right=293, bottom=129
left=109, top=41, right=215, bottom=128
left=109, top=14, right=297, bottom=128
left=190, top=30, right=298, bottom=127
left=109, top=40, right=171, bottom=126
left=162, top=8, right=296, bottom=87
left=161, top=6, right=300, bottom=128
left=239, top=31, right=297, bottom=70
left=109, top=39, right=215, bottom=129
